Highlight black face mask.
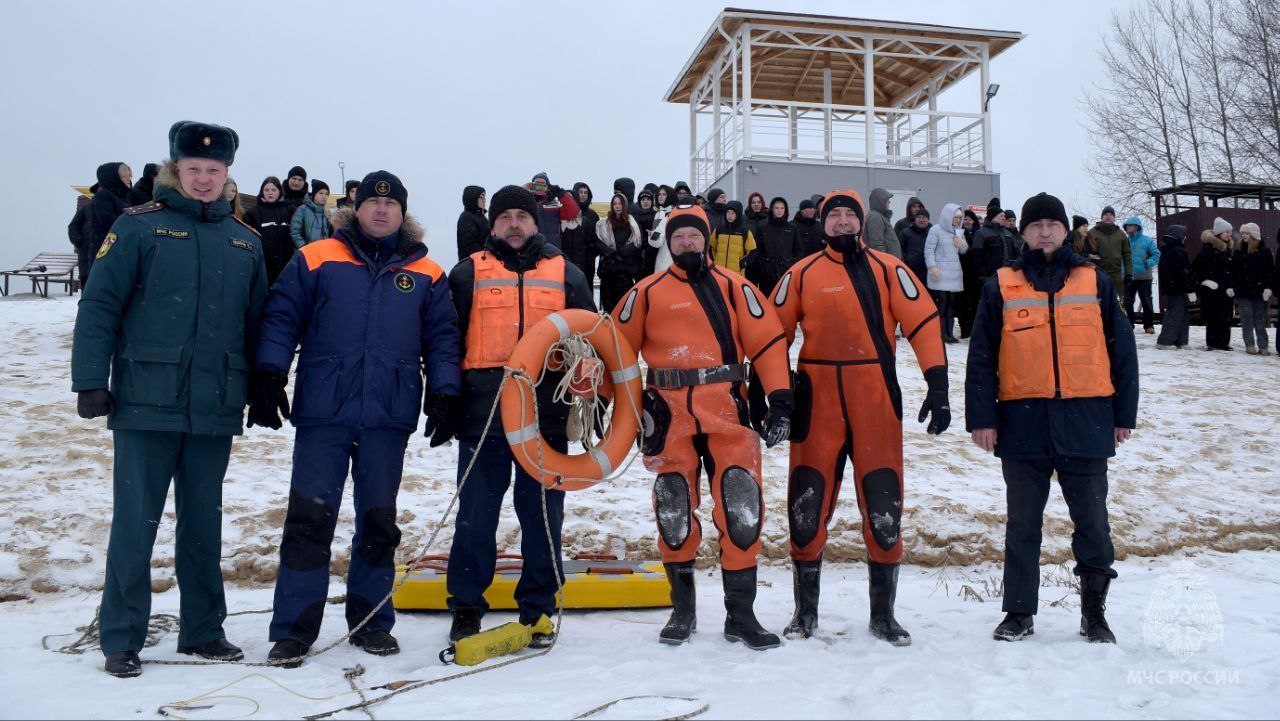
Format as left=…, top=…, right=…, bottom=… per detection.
left=827, top=233, right=860, bottom=253
left=672, top=250, right=707, bottom=275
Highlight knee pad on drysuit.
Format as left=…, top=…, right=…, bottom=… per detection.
left=654, top=473, right=691, bottom=549
left=280, top=489, right=339, bottom=572
left=862, top=468, right=902, bottom=551
left=788, top=466, right=825, bottom=548
left=721, top=466, right=763, bottom=551
left=356, top=506, right=402, bottom=568
left=641, top=388, right=671, bottom=456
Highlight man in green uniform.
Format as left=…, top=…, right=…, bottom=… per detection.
left=71, top=120, right=267, bottom=678
left=1087, top=206, right=1132, bottom=302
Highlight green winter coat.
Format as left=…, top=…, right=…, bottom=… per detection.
left=71, top=178, right=268, bottom=436
left=1088, top=222, right=1132, bottom=279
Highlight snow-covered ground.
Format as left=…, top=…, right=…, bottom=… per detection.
left=1, top=292, right=1278, bottom=719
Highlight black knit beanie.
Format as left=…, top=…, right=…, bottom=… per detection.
left=354, top=170, right=408, bottom=213
left=287, top=166, right=307, bottom=181
left=310, top=179, right=330, bottom=198
left=1072, top=215, right=1089, bottom=231
left=1019, top=192, right=1070, bottom=233
left=986, top=197, right=1001, bottom=220
left=488, top=184, right=539, bottom=225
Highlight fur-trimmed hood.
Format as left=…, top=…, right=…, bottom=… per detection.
left=1201, top=229, right=1229, bottom=252
left=330, top=205, right=427, bottom=254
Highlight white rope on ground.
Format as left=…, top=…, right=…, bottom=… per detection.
left=571, top=695, right=710, bottom=720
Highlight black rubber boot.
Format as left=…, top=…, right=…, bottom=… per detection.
left=104, top=651, right=142, bottom=678
left=177, top=637, right=244, bottom=661
left=782, top=559, right=821, bottom=640
left=1079, top=573, right=1117, bottom=644
left=867, top=561, right=911, bottom=646
left=993, top=612, right=1035, bottom=641
left=350, top=630, right=400, bottom=656
left=659, top=561, right=697, bottom=645
left=266, top=639, right=310, bottom=669
left=722, top=567, right=781, bottom=650
left=449, top=608, right=482, bottom=643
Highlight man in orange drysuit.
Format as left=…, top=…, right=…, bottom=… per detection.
left=770, top=189, right=951, bottom=646
left=612, top=205, right=793, bottom=651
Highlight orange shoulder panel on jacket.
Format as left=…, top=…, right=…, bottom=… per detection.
left=401, top=255, right=444, bottom=281
left=300, top=238, right=364, bottom=272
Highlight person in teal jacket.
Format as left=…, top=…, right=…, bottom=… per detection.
left=1122, top=216, right=1161, bottom=333
left=71, top=120, right=267, bottom=678
left=290, top=180, right=332, bottom=248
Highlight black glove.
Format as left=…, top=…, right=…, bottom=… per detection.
left=247, top=371, right=290, bottom=430
left=918, top=366, right=951, bottom=435
left=422, top=393, right=461, bottom=447
left=77, top=389, right=115, bottom=419
left=762, top=390, right=793, bottom=449
left=746, top=368, right=769, bottom=434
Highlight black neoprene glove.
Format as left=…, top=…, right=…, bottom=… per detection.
left=423, top=393, right=462, bottom=447
left=917, top=366, right=951, bottom=435
left=762, top=390, right=793, bottom=448
left=77, top=389, right=115, bottom=419
left=247, top=371, right=290, bottom=430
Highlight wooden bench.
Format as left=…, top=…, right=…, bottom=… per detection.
left=1, top=252, right=80, bottom=297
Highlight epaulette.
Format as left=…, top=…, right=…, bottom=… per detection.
left=124, top=201, right=164, bottom=216
left=232, top=215, right=261, bottom=237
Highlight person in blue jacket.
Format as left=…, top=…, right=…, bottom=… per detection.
left=1122, top=216, right=1161, bottom=333
left=250, top=171, right=462, bottom=666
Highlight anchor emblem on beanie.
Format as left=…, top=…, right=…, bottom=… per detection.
left=375, top=180, right=391, bottom=195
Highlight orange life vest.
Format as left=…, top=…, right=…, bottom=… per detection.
left=463, top=251, right=567, bottom=371
left=996, top=265, right=1114, bottom=401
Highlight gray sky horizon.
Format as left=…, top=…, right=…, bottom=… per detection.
left=1, top=0, right=1125, bottom=273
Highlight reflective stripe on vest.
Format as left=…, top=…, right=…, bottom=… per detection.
left=996, top=265, right=1115, bottom=401
left=463, top=251, right=567, bottom=370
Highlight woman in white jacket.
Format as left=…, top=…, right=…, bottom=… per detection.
left=924, top=202, right=967, bottom=344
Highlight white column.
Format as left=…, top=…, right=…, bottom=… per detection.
left=823, top=61, right=833, bottom=163
left=713, top=60, right=723, bottom=180
left=980, top=42, right=992, bottom=171
left=927, top=79, right=939, bottom=162
left=742, top=24, right=753, bottom=159
left=690, top=87, right=698, bottom=191
left=789, top=105, right=798, bottom=159
left=864, top=36, right=875, bottom=164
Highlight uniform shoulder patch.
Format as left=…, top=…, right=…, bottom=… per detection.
left=95, top=232, right=117, bottom=259
left=124, top=201, right=163, bottom=216
left=229, top=238, right=255, bottom=252
left=232, top=215, right=261, bottom=237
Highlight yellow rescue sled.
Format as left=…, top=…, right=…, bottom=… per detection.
left=393, top=553, right=671, bottom=611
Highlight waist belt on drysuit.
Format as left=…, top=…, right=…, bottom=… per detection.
left=646, top=363, right=748, bottom=390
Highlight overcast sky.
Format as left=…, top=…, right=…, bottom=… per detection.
left=1, top=0, right=1124, bottom=271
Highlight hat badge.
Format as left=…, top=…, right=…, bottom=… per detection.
left=202, top=136, right=211, bottom=146
left=375, top=180, right=391, bottom=195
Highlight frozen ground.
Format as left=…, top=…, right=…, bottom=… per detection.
left=7, top=551, right=1277, bottom=719
left=1, top=294, right=1276, bottom=601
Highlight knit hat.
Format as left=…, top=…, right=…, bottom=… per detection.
left=310, top=179, right=330, bottom=198
left=287, top=166, right=307, bottom=181
left=986, top=197, right=1001, bottom=220
left=1212, top=217, right=1233, bottom=235
left=798, top=198, right=816, bottom=212
left=1002, top=209, right=1016, bottom=221
left=488, top=184, right=538, bottom=225
left=354, top=170, right=407, bottom=213
left=167, top=120, right=239, bottom=165
left=914, top=207, right=931, bottom=220
left=344, top=179, right=360, bottom=193
left=664, top=205, right=711, bottom=242
left=818, top=189, right=866, bottom=226
left=1240, top=222, right=1260, bottom=240
left=1018, top=192, right=1070, bottom=233
left=1072, top=214, right=1089, bottom=231
left=1101, top=205, right=1116, bottom=218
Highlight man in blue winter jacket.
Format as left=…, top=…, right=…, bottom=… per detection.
left=249, top=171, right=462, bottom=666
left=1122, top=216, right=1161, bottom=333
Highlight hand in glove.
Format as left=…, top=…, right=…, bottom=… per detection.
left=746, top=368, right=769, bottom=434
left=422, top=393, right=461, bottom=447
left=77, top=389, right=115, bottom=419
left=1188, top=292, right=1197, bottom=304
left=762, top=390, right=793, bottom=448
left=247, top=371, right=290, bottom=430
left=952, top=233, right=968, bottom=252
left=1226, top=288, right=1235, bottom=298
left=1264, top=289, right=1273, bottom=302
left=1201, top=279, right=1219, bottom=291
left=917, top=366, right=951, bottom=435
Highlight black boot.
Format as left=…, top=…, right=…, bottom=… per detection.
left=867, top=561, right=911, bottom=646
left=266, top=639, right=310, bottom=669
left=782, top=559, right=821, bottom=640
left=993, top=612, right=1035, bottom=641
left=1079, top=573, right=1117, bottom=644
left=449, top=608, right=482, bottom=643
left=104, top=651, right=142, bottom=678
left=177, top=637, right=244, bottom=661
left=350, top=630, right=400, bottom=656
left=659, top=561, right=696, bottom=645
left=722, top=567, right=780, bottom=650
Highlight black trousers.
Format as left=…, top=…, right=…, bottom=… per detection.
left=1202, top=290, right=1234, bottom=350
left=1125, top=278, right=1155, bottom=330
left=1001, top=456, right=1116, bottom=615
left=931, top=290, right=956, bottom=340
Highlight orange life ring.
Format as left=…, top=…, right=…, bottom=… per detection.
left=500, top=309, right=643, bottom=491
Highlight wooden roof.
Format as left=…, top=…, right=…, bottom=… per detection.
left=665, top=8, right=1022, bottom=109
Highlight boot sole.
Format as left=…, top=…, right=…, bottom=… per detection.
left=105, top=666, right=141, bottom=678
left=350, top=640, right=400, bottom=656
left=723, top=632, right=781, bottom=650
left=177, top=647, right=244, bottom=662
left=1079, top=629, right=1117, bottom=643
left=659, top=635, right=692, bottom=646
left=994, top=627, right=1034, bottom=642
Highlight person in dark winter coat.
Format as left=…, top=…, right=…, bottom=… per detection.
left=899, top=207, right=932, bottom=282
left=456, top=185, right=489, bottom=259
left=1087, top=206, right=1132, bottom=302
left=1156, top=224, right=1194, bottom=349
left=572, top=182, right=599, bottom=293
left=526, top=172, right=579, bottom=250
left=87, top=162, right=133, bottom=277
left=673, top=181, right=693, bottom=204
left=127, top=163, right=159, bottom=206
left=254, top=171, right=460, bottom=664
left=596, top=192, right=646, bottom=311
left=863, top=187, right=903, bottom=258
left=656, top=184, right=674, bottom=210
left=633, top=190, right=660, bottom=276
left=243, top=176, right=297, bottom=286
left=744, top=196, right=801, bottom=294
left=745, top=192, right=768, bottom=231
left=705, top=188, right=728, bottom=233
left=335, top=179, right=360, bottom=209
left=793, top=198, right=823, bottom=256
left=558, top=185, right=595, bottom=285
left=613, top=177, right=636, bottom=207
left=893, top=196, right=925, bottom=237
left=1193, top=219, right=1235, bottom=351
left=72, top=122, right=265, bottom=677
left=1231, top=223, right=1274, bottom=354
left=446, top=184, right=596, bottom=643
left=957, top=209, right=984, bottom=338
left=972, top=198, right=1015, bottom=278
left=1072, top=215, right=1101, bottom=262
left=68, top=185, right=98, bottom=288
left=966, top=192, right=1137, bottom=645
left=282, top=166, right=308, bottom=209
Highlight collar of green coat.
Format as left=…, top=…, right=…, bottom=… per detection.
left=154, top=183, right=232, bottom=223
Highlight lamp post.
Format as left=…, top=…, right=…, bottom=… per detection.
left=984, top=84, right=1000, bottom=112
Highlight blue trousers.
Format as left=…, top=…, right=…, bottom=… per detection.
left=269, top=425, right=409, bottom=644
left=100, top=430, right=232, bottom=655
left=447, top=436, right=566, bottom=623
